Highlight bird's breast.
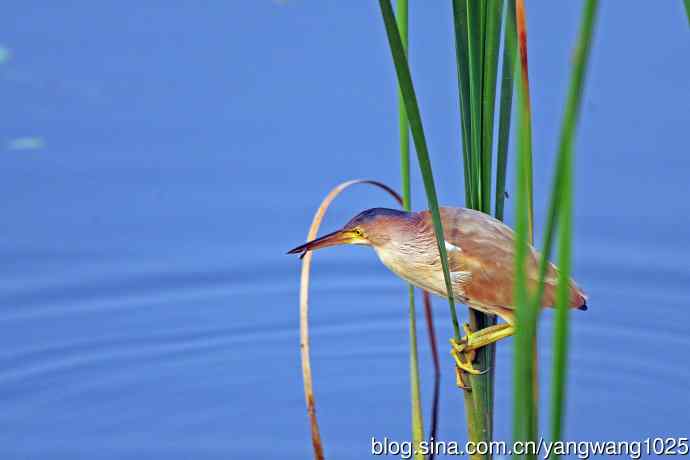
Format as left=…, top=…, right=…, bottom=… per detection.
left=373, top=244, right=466, bottom=300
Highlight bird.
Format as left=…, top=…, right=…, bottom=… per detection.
left=287, top=206, right=587, bottom=375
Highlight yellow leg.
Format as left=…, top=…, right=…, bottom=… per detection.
left=450, top=322, right=515, bottom=377
left=464, top=323, right=514, bottom=351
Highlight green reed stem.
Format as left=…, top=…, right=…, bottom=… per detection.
left=494, top=0, right=516, bottom=222
left=452, top=3, right=486, bottom=449
left=550, top=2, right=598, bottom=457
left=481, top=0, right=503, bottom=215
left=397, top=0, right=411, bottom=211
left=475, top=1, right=504, bottom=441
left=452, top=0, right=512, bottom=454
left=513, top=1, right=537, bottom=458
left=452, top=0, right=475, bottom=208
left=408, top=285, right=425, bottom=460
left=512, top=66, right=536, bottom=460
left=394, top=1, right=426, bottom=457
left=466, top=0, right=485, bottom=211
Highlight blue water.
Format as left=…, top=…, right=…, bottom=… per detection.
left=1, top=2, right=688, bottom=459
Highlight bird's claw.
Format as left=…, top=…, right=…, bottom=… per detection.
left=450, top=323, right=492, bottom=381
left=450, top=337, right=485, bottom=377
left=451, top=351, right=487, bottom=375
left=454, top=367, right=472, bottom=390
left=450, top=323, right=478, bottom=354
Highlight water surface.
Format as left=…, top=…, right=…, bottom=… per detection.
left=1, top=2, right=689, bottom=458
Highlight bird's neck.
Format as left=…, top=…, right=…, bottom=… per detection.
left=372, top=239, right=422, bottom=284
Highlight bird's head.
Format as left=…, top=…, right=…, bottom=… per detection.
left=287, top=208, right=413, bottom=258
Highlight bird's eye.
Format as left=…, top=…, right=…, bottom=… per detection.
left=352, top=228, right=364, bottom=237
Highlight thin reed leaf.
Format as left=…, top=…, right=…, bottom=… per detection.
left=394, top=1, right=425, bottom=456
left=452, top=0, right=475, bottom=207
left=407, top=283, right=425, bottom=460
left=550, top=2, right=599, bottom=456
left=466, top=0, right=485, bottom=209
left=511, top=79, right=536, bottom=460
left=495, top=0, right=517, bottom=221
left=684, top=0, right=690, bottom=25
left=379, top=0, right=461, bottom=339
left=551, top=177, right=573, bottom=460
left=480, top=0, right=503, bottom=215
left=513, top=1, right=538, bottom=458
left=397, top=0, right=411, bottom=211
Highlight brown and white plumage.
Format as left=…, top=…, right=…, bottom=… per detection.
left=374, top=207, right=587, bottom=324
left=288, top=206, right=587, bottom=324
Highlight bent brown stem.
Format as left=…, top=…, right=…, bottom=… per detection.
left=298, top=179, right=403, bottom=460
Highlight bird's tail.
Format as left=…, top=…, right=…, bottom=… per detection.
left=542, top=262, right=588, bottom=311
left=571, top=281, right=588, bottom=311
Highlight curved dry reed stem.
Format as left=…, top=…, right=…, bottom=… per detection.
left=299, top=179, right=402, bottom=460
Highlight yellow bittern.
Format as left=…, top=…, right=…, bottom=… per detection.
left=288, top=207, right=587, bottom=374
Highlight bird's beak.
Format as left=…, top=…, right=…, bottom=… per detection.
left=287, top=229, right=362, bottom=259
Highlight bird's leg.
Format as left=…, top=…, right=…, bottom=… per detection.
left=463, top=323, right=514, bottom=351
left=450, top=322, right=514, bottom=377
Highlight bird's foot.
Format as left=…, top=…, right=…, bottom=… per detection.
left=454, top=366, right=472, bottom=390
left=451, top=321, right=514, bottom=383
left=450, top=330, right=484, bottom=377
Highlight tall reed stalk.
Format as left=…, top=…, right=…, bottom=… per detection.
left=512, top=1, right=599, bottom=458
left=379, top=1, right=599, bottom=459
left=453, top=1, right=524, bottom=453
left=512, top=1, right=538, bottom=455
left=549, top=1, right=598, bottom=455
left=394, top=1, right=426, bottom=457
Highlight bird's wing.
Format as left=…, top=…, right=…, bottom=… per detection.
left=440, top=208, right=522, bottom=308
left=423, top=208, right=584, bottom=309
